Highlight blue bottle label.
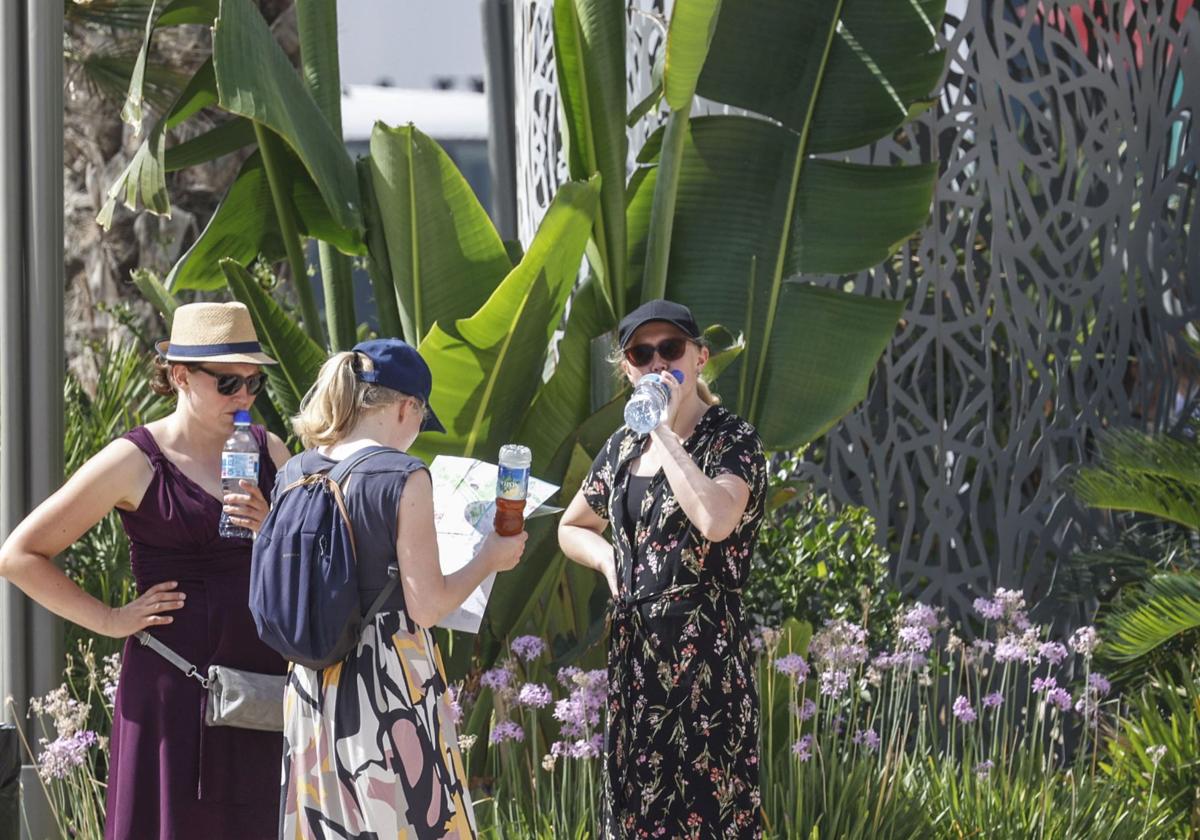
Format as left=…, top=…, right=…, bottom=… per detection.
left=221, top=452, right=260, bottom=481
left=496, top=463, right=530, bottom=500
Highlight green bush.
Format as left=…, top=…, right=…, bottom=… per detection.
left=746, top=452, right=899, bottom=637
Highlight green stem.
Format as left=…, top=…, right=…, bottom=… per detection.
left=253, top=123, right=323, bottom=345
left=640, top=106, right=689, bottom=303
left=295, top=0, right=356, bottom=349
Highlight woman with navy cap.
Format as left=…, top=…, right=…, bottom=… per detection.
left=279, top=339, right=527, bottom=839
left=558, top=300, right=768, bottom=839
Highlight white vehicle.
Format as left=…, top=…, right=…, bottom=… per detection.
left=341, top=84, right=491, bottom=212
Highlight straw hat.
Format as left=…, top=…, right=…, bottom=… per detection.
left=155, top=302, right=277, bottom=365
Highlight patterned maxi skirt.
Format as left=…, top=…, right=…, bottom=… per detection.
left=280, top=611, right=477, bottom=839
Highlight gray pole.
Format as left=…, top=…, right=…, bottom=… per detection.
left=482, top=0, right=518, bottom=241
left=0, top=0, right=65, bottom=722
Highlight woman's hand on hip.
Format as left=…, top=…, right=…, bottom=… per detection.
left=223, top=480, right=269, bottom=534
left=480, top=529, right=529, bottom=573
left=105, top=581, right=186, bottom=638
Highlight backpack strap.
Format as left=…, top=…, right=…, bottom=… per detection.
left=327, top=445, right=396, bottom=487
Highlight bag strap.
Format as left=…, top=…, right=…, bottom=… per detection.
left=327, top=445, right=395, bottom=486
left=134, top=631, right=210, bottom=689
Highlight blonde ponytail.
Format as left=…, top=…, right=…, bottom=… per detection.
left=292, top=351, right=405, bottom=449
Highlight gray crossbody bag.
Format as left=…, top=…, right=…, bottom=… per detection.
left=134, top=631, right=286, bottom=732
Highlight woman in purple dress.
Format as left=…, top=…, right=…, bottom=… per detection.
left=0, top=302, right=292, bottom=839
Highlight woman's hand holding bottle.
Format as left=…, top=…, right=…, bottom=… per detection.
left=478, top=529, right=529, bottom=572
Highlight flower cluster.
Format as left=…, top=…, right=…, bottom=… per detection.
left=550, top=668, right=607, bottom=760
left=37, top=730, right=99, bottom=781
left=808, top=619, right=868, bottom=698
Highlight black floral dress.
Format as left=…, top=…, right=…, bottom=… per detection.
left=583, top=405, right=768, bottom=840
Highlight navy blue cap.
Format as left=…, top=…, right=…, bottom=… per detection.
left=352, top=339, right=446, bottom=433
left=617, top=299, right=701, bottom=348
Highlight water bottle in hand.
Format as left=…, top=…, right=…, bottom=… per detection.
left=624, top=370, right=684, bottom=434
left=218, top=409, right=259, bottom=539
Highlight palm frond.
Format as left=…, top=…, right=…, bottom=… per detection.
left=65, top=0, right=157, bottom=30
left=69, top=50, right=187, bottom=112
left=1074, top=429, right=1200, bottom=530
left=1101, top=571, right=1200, bottom=661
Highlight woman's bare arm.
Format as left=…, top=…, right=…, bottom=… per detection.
left=557, top=490, right=618, bottom=597
left=0, top=439, right=187, bottom=637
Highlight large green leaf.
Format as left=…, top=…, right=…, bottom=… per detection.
left=295, top=0, right=356, bottom=351
left=628, top=115, right=928, bottom=448
left=1074, top=430, right=1200, bottom=530
left=366, top=124, right=512, bottom=344
left=697, top=0, right=946, bottom=152
left=749, top=283, right=902, bottom=447
left=663, top=0, right=723, bottom=110
left=98, top=59, right=232, bottom=228
left=1101, top=573, right=1200, bottom=662
left=221, top=259, right=326, bottom=419
left=515, top=275, right=615, bottom=477
left=168, top=148, right=365, bottom=291
left=212, top=0, right=363, bottom=238
left=412, top=177, right=600, bottom=463
left=552, top=0, right=627, bottom=317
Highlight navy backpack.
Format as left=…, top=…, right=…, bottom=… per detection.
left=250, top=446, right=399, bottom=670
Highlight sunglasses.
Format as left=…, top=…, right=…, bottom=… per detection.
left=623, top=337, right=696, bottom=367
left=191, top=365, right=268, bottom=397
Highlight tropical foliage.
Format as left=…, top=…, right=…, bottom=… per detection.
left=1072, top=429, right=1200, bottom=681
left=102, top=0, right=946, bottom=694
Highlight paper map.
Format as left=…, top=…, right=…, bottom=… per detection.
left=430, top=455, right=560, bottom=633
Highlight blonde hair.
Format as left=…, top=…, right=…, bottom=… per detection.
left=608, top=341, right=721, bottom=406
left=292, top=351, right=408, bottom=448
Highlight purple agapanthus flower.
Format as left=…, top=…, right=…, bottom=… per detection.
left=1038, top=641, right=1069, bottom=666
left=516, top=682, right=553, bottom=708
left=511, top=635, right=546, bottom=661
left=982, top=691, right=1004, bottom=709
left=792, top=734, right=814, bottom=762
left=1046, top=687, right=1073, bottom=712
left=773, top=653, right=810, bottom=681
left=480, top=667, right=513, bottom=691
left=952, top=695, right=977, bottom=723
left=489, top=720, right=525, bottom=744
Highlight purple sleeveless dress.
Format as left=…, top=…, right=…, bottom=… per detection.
left=104, top=425, right=285, bottom=840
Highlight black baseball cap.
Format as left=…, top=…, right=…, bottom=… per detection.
left=352, top=338, right=446, bottom=433
left=617, top=299, right=701, bottom=349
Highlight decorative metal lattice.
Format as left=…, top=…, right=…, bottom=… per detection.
left=512, top=0, right=1200, bottom=617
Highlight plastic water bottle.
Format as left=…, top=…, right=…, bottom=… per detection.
left=218, top=409, right=259, bottom=539
left=624, top=370, right=684, bottom=434
left=493, top=444, right=532, bottom=536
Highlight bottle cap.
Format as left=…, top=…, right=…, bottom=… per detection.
left=233, top=409, right=252, bottom=424
left=670, top=370, right=685, bottom=383
left=498, top=444, right=532, bottom=469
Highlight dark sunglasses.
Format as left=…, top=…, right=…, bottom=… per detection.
left=191, top=365, right=268, bottom=396
left=623, top=337, right=696, bottom=367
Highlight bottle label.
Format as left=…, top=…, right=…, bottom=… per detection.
left=496, top=463, right=530, bottom=500
left=221, top=452, right=260, bottom=481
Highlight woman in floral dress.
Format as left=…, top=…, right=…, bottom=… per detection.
left=558, top=300, right=768, bottom=839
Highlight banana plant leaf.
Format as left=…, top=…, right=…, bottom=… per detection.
left=697, top=0, right=946, bottom=153
left=366, top=124, right=514, bottom=345
left=628, top=115, right=926, bottom=449
left=167, top=146, right=365, bottom=291
left=663, top=0, right=723, bottom=109
left=515, top=275, right=615, bottom=477
left=552, top=0, right=628, bottom=317
left=212, top=0, right=363, bottom=240
left=221, top=259, right=325, bottom=421
left=98, top=58, right=231, bottom=227
left=411, top=177, right=601, bottom=463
